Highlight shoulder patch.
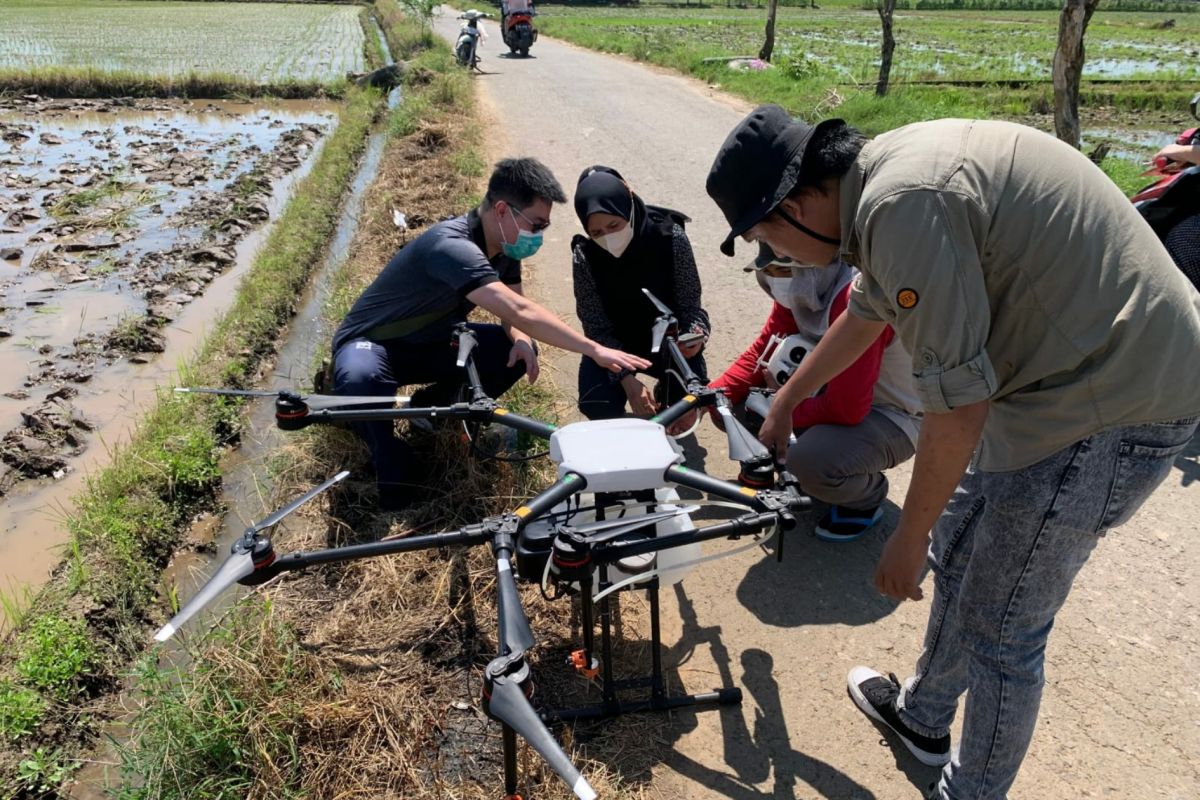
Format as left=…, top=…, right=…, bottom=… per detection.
left=896, top=288, right=919, bottom=309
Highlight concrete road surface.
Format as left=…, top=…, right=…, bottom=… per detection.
left=433, top=10, right=1199, bottom=799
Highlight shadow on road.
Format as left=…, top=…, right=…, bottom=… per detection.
left=654, top=584, right=907, bottom=799
left=735, top=500, right=904, bottom=629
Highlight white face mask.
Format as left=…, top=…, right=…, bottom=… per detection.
left=593, top=208, right=635, bottom=258
left=765, top=274, right=795, bottom=306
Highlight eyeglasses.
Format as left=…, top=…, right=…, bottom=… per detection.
left=512, top=205, right=551, bottom=234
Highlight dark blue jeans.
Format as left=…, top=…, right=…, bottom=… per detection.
left=577, top=352, right=708, bottom=421
left=332, top=323, right=526, bottom=501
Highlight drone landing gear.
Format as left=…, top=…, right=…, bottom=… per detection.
left=549, top=571, right=742, bottom=724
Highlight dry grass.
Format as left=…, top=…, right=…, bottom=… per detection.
left=125, top=43, right=677, bottom=799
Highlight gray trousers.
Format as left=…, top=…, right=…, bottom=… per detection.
left=784, top=409, right=915, bottom=510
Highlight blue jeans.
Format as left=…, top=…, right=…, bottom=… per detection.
left=896, top=418, right=1198, bottom=800
left=331, top=323, right=526, bottom=499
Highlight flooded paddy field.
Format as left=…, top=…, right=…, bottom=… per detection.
left=0, top=95, right=337, bottom=591
left=0, top=0, right=367, bottom=83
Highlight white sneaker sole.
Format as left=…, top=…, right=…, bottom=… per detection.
left=846, top=668, right=951, bottom=768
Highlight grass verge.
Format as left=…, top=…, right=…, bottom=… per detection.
left=116, top=7, right=668, bottom=798
left=0, top=84, right=381, bottom=798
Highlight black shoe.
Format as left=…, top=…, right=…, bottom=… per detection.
left=846, top=666, right=951, bottom=767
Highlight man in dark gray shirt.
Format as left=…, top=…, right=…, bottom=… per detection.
left=333, top=158, right=649, bottom=509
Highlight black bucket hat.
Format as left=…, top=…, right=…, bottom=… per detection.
left=706, top=104, right=842, bottom=257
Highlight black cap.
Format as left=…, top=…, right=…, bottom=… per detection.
left=707, top=105, right=841, bottom=257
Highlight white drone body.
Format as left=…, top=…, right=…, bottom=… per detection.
left=534, top=418, right=701, bottom=588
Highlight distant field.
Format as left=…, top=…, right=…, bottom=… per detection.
left=0, top=0, right=366, bottom=83
left=536, top=5, right=1200, bottom=83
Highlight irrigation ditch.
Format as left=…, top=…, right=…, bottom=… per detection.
left=2, top=2, right=672, bottom=796
left=0, top=3, right=465, bottom=796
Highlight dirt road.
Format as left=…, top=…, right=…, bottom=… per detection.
left=434, top=12, right=1198, bottom=799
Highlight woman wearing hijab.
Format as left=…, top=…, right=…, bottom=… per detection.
left=572, top=165, right=711, bottom=421
left=710, top=244, right=923, bottom=542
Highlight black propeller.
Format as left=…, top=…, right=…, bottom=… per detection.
left=176, top=387, right=410, bottom=412
left=496, top=552, right=536, bottom=656
left=154, top=471, right=350, bottom=642
left=483, top=658, right=597, bottom=800
left=641, top=288, right=676, bottom=355
left=714, top=402, right=771, bottom=463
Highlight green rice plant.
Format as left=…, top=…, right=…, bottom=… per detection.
left=0, top=0, right=366, bottom=84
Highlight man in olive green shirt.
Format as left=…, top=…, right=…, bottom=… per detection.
left=707, top=106, right=1200, bottom=799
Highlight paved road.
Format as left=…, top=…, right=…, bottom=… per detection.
left=433, top=10, right=1199, bottom=799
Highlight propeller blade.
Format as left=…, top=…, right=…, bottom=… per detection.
left=154, top=550, right=254, bottom=642
left=175, top=387, right=279, bottom=398
left=745, top=391, right=773, bottom=420
left=716, top=405, right=770, bottom=462
left=496, top=555, right=535, bottom=655
left=177, top=387, right=409, bottom=411
left=568, top=508, right=695, bottom=539
left=249, top=471, right=350, bottom=534
left=455, top=330, right=478, bottom=368
left=487, top=678, right=597, bottom=800
left=650, top=318, right=670, bottom=354
left=302, top=394, right=410, bottom=411
left=640, top=287, right=674, bottom=317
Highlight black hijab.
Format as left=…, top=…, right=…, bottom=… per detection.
left=572, top=165, right=683, bottom=355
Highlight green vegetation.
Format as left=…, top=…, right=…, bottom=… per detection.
left=0, top=0, right=365, bottom=84
left=535, top=4, right=1195, bottom=187
left=0, top=83, right=381, bottom=795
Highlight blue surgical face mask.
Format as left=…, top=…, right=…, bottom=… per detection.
left=501, top=206, right=545, bottom=260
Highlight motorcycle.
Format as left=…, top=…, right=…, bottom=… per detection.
left=1132, top=91, right=1200, bottom=289
left=455, top=10, right=489, bottom=71
left=500, top=1, right=538, bottom=57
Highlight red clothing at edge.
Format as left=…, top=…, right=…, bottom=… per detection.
left=710, top=286, right=895, bottom=429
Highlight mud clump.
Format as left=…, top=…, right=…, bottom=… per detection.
left=0, top=387, right=89, bottom=493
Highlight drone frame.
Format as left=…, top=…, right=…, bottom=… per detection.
left=165, top=295, right=806, bottom=799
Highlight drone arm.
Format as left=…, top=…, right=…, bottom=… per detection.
left=488, top=407, right=557, bottom=440
left=251, top=525, right=495, bottom=583
left=651, top=390, right=707, bottom=429
left=664, top=463, right=764, bottom=506
left=515, top=471, right=587, bottom=524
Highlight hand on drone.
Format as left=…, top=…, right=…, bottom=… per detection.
left=757, top=403, right=794, bottom=465
left=591, top=344, right=652, bottom=374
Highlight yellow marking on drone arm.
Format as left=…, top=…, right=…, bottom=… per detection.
left=739, top=487, right=758, bottom=497
left=494, top=408, right=509, bottom=415
left=683, top=394, right=697, bottom=403
left=515, top=505, right=533, bottom=519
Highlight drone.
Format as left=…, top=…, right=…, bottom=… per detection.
left=158, top=290, right=806, bottom=800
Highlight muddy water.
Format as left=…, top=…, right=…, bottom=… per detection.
left=0, top=100, right=337, bottom=597
left=64, top=76, right=401, bottom=800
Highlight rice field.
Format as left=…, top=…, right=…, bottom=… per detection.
left=0, top=0, right=367, bottom=83
left=536, top=5, right=1200, bottom=83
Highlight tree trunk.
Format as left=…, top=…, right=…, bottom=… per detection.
left=876, top=0, right=897, bottom=97
left=759, top=0, right=779, bottom=62
left=1052, top=0, right=1101, bottom=148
